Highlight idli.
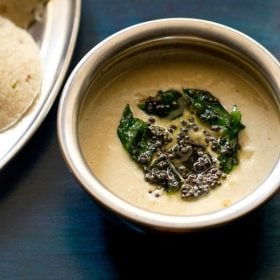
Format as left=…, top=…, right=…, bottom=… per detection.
left=0, top=0, right=49, bottom=29
left=0, top=15, right=41, bottom=132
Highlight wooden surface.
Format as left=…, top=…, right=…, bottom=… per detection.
left=0, top=0, right=280, bottom=279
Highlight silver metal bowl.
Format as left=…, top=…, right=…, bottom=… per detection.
left=57, top=18, right=280, bottom=232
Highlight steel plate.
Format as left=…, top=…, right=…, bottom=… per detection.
left=0, top=0, right=81, bottom=169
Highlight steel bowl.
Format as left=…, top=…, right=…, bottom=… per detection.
left=57, top=18, right=280, bottom=233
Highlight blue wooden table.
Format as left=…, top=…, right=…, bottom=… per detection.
left=0, top=1, right=279, bottom=279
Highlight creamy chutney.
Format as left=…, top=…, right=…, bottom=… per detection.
left=79, top=48, right=280, bottom=215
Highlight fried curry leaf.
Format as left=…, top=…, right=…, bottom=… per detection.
left=118, top=105, right=184, bottom=192
left=183, top=88, right=245, bottom=173
left=145, top=156, right=183, bottom=193
left=183, top=89, right=230, bottom=126
left=218, top=105, right=245, bottom=173
left=138, top=89, right=185, bottom=119
left=117, top=105, right=158, bottom=165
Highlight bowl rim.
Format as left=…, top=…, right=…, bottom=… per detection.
left=57, top=18, right=280, bottom=231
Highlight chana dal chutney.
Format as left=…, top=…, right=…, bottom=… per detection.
left=78, top=47, right=280, bottom=216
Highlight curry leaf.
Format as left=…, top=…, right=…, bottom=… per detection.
left=183, top=88, right=245, bottom=173
left=117, top=105, right=158, bottom=165
left=138, top=89, right=185, bottom=119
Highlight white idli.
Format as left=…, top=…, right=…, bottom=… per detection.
left=0, top=15, right=41, bottom=132
left=0, top=0, right=49, bottom=29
